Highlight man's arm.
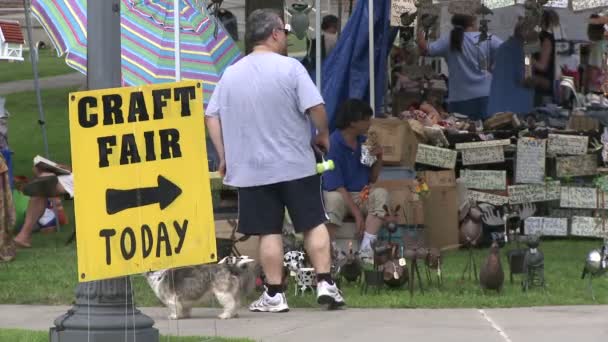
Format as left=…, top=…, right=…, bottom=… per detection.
left=336, top=186, right=365, bottom=234
left=590, top=16, right=608, bottom=25
left=418, top=31, right=448, bottom=57
left=417, top=30, right=429, bottom=55
left=205, top=77, right=226, bottom=175
left=308, top=104, right=330, bottom=153
left=370, top=155, right=382, bottom=183
left=205, top=116, right=226, bottom=175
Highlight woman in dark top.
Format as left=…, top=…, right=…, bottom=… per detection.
left=531, top=10, right=560, bottom=106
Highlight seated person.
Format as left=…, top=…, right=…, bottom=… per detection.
left=13, top=163, right=73, bottom=248
left=302, top=14, right=339, bottom=72
left=322, top=99, right=389, bottom=260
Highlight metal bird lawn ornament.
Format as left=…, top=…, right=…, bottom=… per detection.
left=288, top=1, right=312, bottom=40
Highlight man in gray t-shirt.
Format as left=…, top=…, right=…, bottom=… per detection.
left=206, top=9, right=345, bottom=312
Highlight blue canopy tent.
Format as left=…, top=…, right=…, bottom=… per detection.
left=314, top=0, right=397, bottom=132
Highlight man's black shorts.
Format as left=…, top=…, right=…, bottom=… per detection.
left=237, top=175, right=328, bottom=235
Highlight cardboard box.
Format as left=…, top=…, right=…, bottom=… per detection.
left=420, top=170, right=456, bottom=187
left=568, top=116, right=599, bottom=131
left=392, top=90, right=422, bottom=116
left=373, top=179, right=424, bottom=225
left=418, top=170, right=459, bottom=249
left=370, top=118, right=418, bottom=167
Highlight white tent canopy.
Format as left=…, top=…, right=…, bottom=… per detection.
left=437, top=0, right=607, bottom=11
left=435, top=1, right=608, bottom=41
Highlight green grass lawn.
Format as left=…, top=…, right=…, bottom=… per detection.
left=5, top=86, right=77, bottom=176
left=0, top=50, right=75, bottom=83
left=2, top=86, right=608, bottom=310
left=0, top=329, right=253, bottom=342
left=2, top=229, right=607, bottom=308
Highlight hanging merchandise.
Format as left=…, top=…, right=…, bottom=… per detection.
left=216, top=8, right=238, bottom=41
left=448, top=0, right=481, bottom=15
left=476, top=3, right=494, bottom=72
left=572, top=0, right=608, bottom=12
left=416, top=0, right=440, bottom=41
left=519, top=0, right=545, bottom=88
left=288, top=1, right=313, bottom=40
left=602, top=127, right=608, bottom=164
left=390, top=0, right=416, bottom=27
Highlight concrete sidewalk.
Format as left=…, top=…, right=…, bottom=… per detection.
left=0, top=304, right=607, bottom=342
left=0, top=72, right=85, bottom=95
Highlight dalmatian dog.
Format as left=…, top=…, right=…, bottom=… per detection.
left=284, top=251, right=317, bottom=295
left=295, top=268, right=316, bottom=296
left=283, top=251, right=306, bottom=275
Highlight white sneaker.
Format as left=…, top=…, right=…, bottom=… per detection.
left=249, top=291, right=289, bottom=313
left=316, top=280, right=345, bottom=309
left=358, top=247, right=374, bottom=265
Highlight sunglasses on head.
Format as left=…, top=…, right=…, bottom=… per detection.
left=279, top=24, right=292, bottom=35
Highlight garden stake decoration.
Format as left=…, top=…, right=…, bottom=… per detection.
left=361, top=240, right=392, bottom=294
left=581, top=246, right=608, bottom=301
left=424, top=247, right=442, bottom=288
left=459, top=207, right=482, bottom=282
left=339, top=241, right=363, bottom=284
left=382, top=245, right=408, bottom=288
left=480, top=240, right=505, bottom=293
left=505, top=205, right=528, bottom=285
left=404, top=247, right=425, bottom=298
left=522, top=236, right=545, bottom=292
left=402, top=233, right=427, bottom=298
left=581, top=175, right=608, bottom=300
left=287, top=1, right=313, bottom=40
left=383, top=204, right=401, bottom=236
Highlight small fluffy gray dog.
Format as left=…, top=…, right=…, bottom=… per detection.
left=144, top=256, right=258, bottom=320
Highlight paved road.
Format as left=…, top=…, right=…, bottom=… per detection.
left=0, top=72, right=85, bottom=95
left=0, top=304, right=607, bottom=342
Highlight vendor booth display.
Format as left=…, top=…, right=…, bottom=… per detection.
left=205, top=0, right=608, bottom=300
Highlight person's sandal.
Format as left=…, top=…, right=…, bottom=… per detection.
left=23, top=175, right=59, bottom=197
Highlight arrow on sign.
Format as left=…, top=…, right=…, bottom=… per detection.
left=106, top=175, right=182, bottom=215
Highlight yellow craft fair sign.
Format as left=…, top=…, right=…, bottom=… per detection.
left=68, top=80, right=216, bottom=282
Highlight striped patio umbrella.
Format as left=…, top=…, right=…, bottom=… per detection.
left=31, top=0, right=242, bottom=105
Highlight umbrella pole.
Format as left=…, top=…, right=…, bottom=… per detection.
left=315, top=0, right=322, bottom=91
left=174, top=0, right=181, bottom=81
left=368, top=0, right=375, bottom=114
left=23, top=0, right=60, bottom=235
left=22, top=0, right=50, bottom=159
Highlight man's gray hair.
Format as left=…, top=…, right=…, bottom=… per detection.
left=245, top=9, right=284, bottom=47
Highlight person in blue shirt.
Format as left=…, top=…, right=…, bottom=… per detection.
left=322, top=99, right=389, bottom=260
left=417, top=14, right=503, bottom=120
left=486, top=18, right=534, bottom=116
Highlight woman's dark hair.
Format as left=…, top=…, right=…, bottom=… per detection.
left=322, top=15, right=339, bottom=31
left=335, top=98, right=373, bottom=130
left=588, top=14, right=605, bottom=41
left=541, top=9, right=560, bottom=30
left=450, top=14, right=476, bottom=52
